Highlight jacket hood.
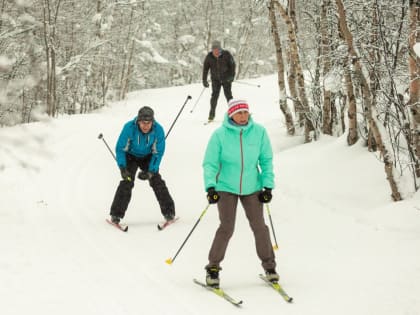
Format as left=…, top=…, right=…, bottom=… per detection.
left=222, top=113, right=254, bottom=132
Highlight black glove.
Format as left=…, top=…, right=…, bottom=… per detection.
left=258, top=188, right=272, bottom=203
left=226, top=76, right=234, bottom=83
left=138, top=171, right=154, bottom=180
left=207, top=187, right=220, bottom=204
left=120, top=168, right=132, bottom=181
left=203, top=80, right=209, bottom=88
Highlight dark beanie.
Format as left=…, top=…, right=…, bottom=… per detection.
left=211, top=40, right=221, bottom=49
left=137, top=106, right=154, bottom=121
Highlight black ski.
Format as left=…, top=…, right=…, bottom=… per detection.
left=106, top=219, right=128, bottom=232
left=157, top=216, right=179, bottom=230
left=203, top=120, right=220, bottom=125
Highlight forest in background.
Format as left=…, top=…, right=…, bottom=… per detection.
left=1, top=0, right=276, bottom=123
left=0, top=0, right=419, bottom=199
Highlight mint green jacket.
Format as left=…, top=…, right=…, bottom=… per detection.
left=203, top=114, right=275, bottom=195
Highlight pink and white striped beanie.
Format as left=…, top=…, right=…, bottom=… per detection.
left=227, top=99, right=249, bottom=117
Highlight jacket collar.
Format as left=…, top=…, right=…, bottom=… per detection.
left=222, top=114, right=253, bottom=132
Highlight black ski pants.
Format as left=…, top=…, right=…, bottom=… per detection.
left=110, top=153, right=175, bottom=219
left=209, top=80, right=233, bottom=120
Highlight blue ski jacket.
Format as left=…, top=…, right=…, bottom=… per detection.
left=115, top=117, right=166, bottom=173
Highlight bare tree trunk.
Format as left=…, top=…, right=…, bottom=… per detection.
left=338, top=91, right=346, bottom=134
left=268, top=0, right=294, bottom=135
left=0, top=0, right=6, bottom=33
left=286, top=44, right=301, bottom=126
left=205, top=0, right=214, bottom=49
left=408, top=0, right=420, bottom=177
left=119, top=7, right=135, bottom=100
left=336, top=2, right=358, bottom=145
left=42, top=1, right=52, bottom=116
left=370, top=106, right=403, bottom=201
left=343, top=54, right=358, bottom=145
left=235, top=5, right=254, bottom=79
left=366, top=4, right=380, bottom=151
left=221, top=0, right=225, bottom=45
left=274, top=0, right=313, bottom=142
left=42, top=0, right=61, bottom=117
left=320, top=0, right=333, bottom=135
left=270, top=1, right=299, bottom=128
left=122, top=39, right=135, bottom=99
left=336, top=0, right=402, bottom=200
left=288, top=0, right=297, bottom=33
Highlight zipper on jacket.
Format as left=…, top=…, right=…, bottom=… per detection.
left=216, top=56, right=221, bottom=81
left=239, top=129, right=244, bottom=194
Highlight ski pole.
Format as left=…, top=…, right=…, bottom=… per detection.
left=266, top=204, right=279, bottom=250
left=190, top=87, right=206, bottom=113
left=98, top=133, right=132, bottom=182
left=165, top=95, right=192, bottom=139
left=234, top=80, right=261, bottom=88
left=98, top=133, right=116, bottom=161
left=165, top=204, right=210, bottom=265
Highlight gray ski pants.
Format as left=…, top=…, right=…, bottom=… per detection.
left=206, top=191, right=276, bottom=271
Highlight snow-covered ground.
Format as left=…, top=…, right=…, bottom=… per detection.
left=1, top=75, right=419, bottom=315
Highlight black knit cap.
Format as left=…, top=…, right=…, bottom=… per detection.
left=137, top=106, right=154, bottom=122
left=211, top=40, right=221, bottom=49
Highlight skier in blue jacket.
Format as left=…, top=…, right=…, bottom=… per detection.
left=109, top=106, right=175, bottom=224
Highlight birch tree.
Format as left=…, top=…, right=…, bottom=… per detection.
left=336, top=0, right=402, bottom=200
left=408, top=0, right=420, bottom=177
left=41, top=0, right=61, bottom=117
left=320, top=0, right=333, bottom=135
left=274, top=0, right=314, bottom=142
left=268, top=0, right=294, bottom=135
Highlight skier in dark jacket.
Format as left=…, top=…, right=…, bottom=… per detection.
left=202, top=40, right=236, bottom=122
left=109, top=106, right=175, bottom=224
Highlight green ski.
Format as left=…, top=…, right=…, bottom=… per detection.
left=259, top=274, right=293, bottom=303
left=193, top=279, right=243, bottom=307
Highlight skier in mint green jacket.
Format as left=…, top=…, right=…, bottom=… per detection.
left=202, top=99, right=278, bottom=288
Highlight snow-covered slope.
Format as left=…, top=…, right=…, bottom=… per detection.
left=1, top=75, right=419, bottom=315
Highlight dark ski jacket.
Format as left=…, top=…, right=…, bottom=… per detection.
left=115, top=117, right=166, bottom=173
left=202, top=50, right=236, bottom=83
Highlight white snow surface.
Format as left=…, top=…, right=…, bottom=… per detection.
left=414, top=42, right=420, bottom=58
left=1, top=75, right=420, bottom=315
